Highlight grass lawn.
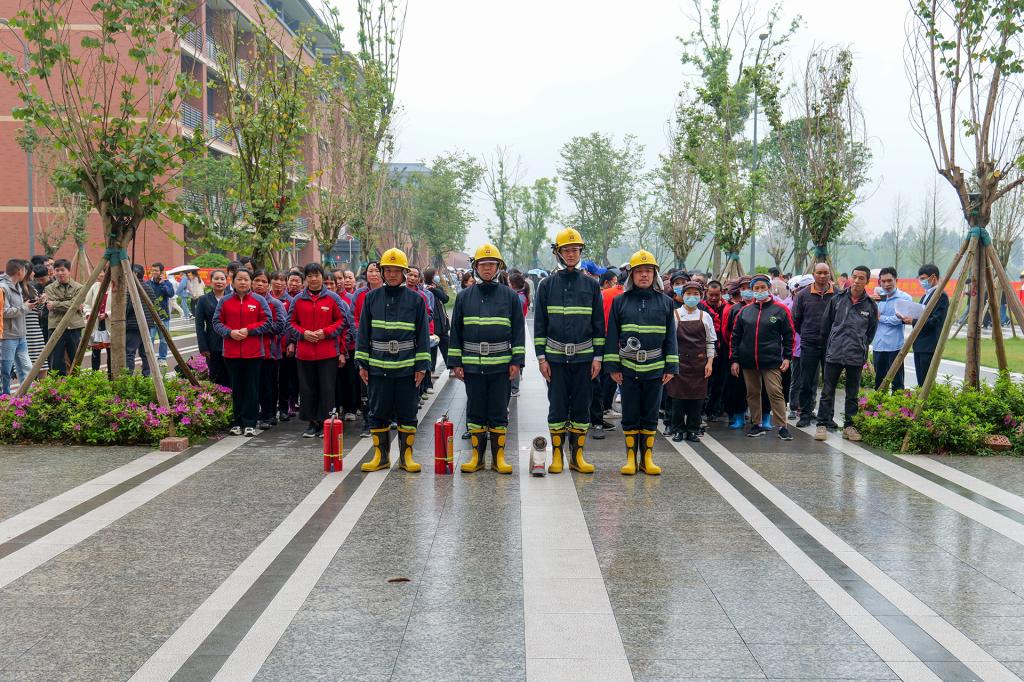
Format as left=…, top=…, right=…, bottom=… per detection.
left=942, top=337, right=1024, bottom=373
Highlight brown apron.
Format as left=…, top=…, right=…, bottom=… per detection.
left=666, top=309, right=708, bottom=400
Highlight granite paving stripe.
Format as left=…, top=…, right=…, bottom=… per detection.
left=0, top=436, right=249, bottom=590
left=697, top=433, right=1019, bottom=682
left=132, top=374, right=454, bottom=682
left=901, top=455, right=1024, bottom=519
left=797, top=425, right=1024, bottom=547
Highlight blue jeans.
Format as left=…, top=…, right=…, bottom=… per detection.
left=150, top=325, right=168, bottom=361
left=1, top=337, right=33, bottom=395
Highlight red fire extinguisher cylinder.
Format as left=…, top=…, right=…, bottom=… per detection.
left=322, top=414, right=344, bottom=472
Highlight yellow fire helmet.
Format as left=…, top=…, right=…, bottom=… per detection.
left=380, top=247, right=410, bottom=271
left=628, top=249, right=658, bottom=270
left=472, top=243, right=506, bottom=269
left=552, top=227, right=585, bottom=252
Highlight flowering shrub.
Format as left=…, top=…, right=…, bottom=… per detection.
left=178, top=353, right=210, bottom=381
left=0, top=370, right=232, bottom=446
left=855, top=374, right=1024, bottom=455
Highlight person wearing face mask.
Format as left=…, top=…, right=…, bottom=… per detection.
left=791, top=263, right=836, bottom=427
left=356, top=249, right=431, bottom=472
left=448, top=244, right=525, bottom=474
left=730, top=274, right=794, bottom=439
left=604, top=250, right=678, bottom=475
left=870, top=267, right=913, bottom=391
left=898, top=263, right=949, bottom=386
left=423, top=266, right=450, bottom=377
left=534, top=227, right=605, bottom=474
left=665, top=281, right=716, bottom=443
left=702, top=280, right=728, bottom=421
left=723, top=276, right=753, bottom=429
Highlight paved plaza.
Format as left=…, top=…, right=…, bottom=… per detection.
left=2, top=342, right=1024, bottom=681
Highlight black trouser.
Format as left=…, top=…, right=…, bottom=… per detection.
left=798, top=342, right=826, bottom=414
left=259, top=358, right=279, bottom=420
left=706, top=354, right=728, bottom=417
left=589, top=377, right=604, bottom=425
left=723, top=369, right=746, bottom=415
left=275, top=358, right=290, bottom=413
left=913, top=351, right=934, bottom=387
left=207, top=351, right=229, bottom=387
left=298, top=357, right=336, bottom=426
left=49, top=327, right=81, bottom=375
left=464, top=370, right=511, bottom=430
left=336, top=357, right=359, bottom=414
left=873, top=350, right=904, bottom=392
left=602, top=374, right=617, bottom=411
left=673, top=398, right=703, bottom=433
left=620, top=374, right=663, bottom=432
left=816, top=362, right=862, bottom=428
left=438, top=330, right=449, bottom=367
left=125, top=328, right=150, bottom=377
left=280, top=355, right=299, bottom=409
left=547, top=361, right=592, bottom=431
left=91, top=348, right=111, bottom=375
left=225, top=357, right=261, bottom=428
left=367, top=373, right=419, bottom=429
left=789, top=356, right=802, bottom=406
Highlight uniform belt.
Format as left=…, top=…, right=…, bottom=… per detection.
left=619, top=347, right=663, bottom=362
left=546, top=338, right=593, bottom=357
left=463, top=340, right=511, bottom=356
left=372, top=339, right=415, bottom=354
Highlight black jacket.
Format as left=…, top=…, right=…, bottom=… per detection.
left=603, top=286, right=679, bottom=379
left=533, top=268, right=604, bottom=364
left=194, top=291, right=225, bottom=354
left=448, top=280, right=525, bottom=373
left=125, top=278, right=158, bottom=331
left=791, top=285, right=836, bottom=347
left=913, top=289, right=949, bottom=353
left=730, top=299, right=794, bottom=370
left=355, top=284, right=431, bottom=377
left=821, top=289, right=878, bottom=367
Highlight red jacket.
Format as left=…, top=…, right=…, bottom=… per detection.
left=213, top=292, right=274, bottom=359
left=602, top=285, right=624, bottom=328
left=288, top=288, right=347, bottom=361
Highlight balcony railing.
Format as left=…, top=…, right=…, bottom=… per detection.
left=205, top=39, right=224, bottom=64
left=180, top=103, right=203, bottom=130
left=179, top=18, right=202, bottom=51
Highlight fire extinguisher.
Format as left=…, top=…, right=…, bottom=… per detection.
left=322, top=409, right=344, bottom=472
left=434, top=413, right=454, bottom=474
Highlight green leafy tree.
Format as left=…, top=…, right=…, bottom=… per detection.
left=558, top=132, right=644, bottom=263
left=0, top=0, right=201, bottom=375
left=677, top=0, right=798, bottom=278
left=212, top=4, right=314, bottom=268
left=630, top=173, right=673, bottom=268
left=482, top=146, right=523, bottom=254
left=508, top=177, right=559, bottom=269
left=658, top=117, right=710, bottom=268
left=760, top=47, right=871, bottom=269
left=408, top=151, right=484, bottom=267
left=178, top=154, right=242, bottom=255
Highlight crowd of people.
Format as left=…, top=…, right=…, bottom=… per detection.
left=4, top=237, right=1024, bottom=474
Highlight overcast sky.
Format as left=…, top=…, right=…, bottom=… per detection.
left=368, top=0, right=964, bottom=250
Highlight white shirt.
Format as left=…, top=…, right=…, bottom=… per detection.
left=675, top=306, right=717, bottom=358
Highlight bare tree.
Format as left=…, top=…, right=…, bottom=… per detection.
left=890, top=194, right=909, bottom=273
left=482, top=146, right=524, bottom=255
left=989, top=180, right=1024, bottom=267
left=658, top=114, right=710, bottom=268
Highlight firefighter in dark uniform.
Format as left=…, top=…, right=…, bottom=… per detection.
left=355, top=248, right=431, bottom=472
left=534, top=227, right=605, bottom=473
left=449, top=243, right=526, bottom=474
left=604, top=250, right=678, bottom=475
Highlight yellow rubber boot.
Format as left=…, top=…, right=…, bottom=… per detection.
left=461, top=428, right=487, bottom=473
left=548, top=429, right=566, bottom=474
left=361, top=427, right=392, bottom=472
left=490, top=429, right=513, bottom=474
left=620, top=430, right=639, bottom=476
left=397, top=427, right=421, bottom=472
left=568, top=428, right=595, bottom=473
left=639, top=430, right=661, bottom=475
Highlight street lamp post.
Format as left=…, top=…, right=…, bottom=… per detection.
left=749, top=32, right=769, bottom=274
left=2, top=18, right=34, bottom=256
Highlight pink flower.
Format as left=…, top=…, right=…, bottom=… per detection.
left=11, top=421, right=21, bottom=429
left=180, top=417, right=191, bottom=426
left=14, top=409, right=25, bottom=417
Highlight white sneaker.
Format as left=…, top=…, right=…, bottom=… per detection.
left=343, top=412, right=357, bottom=422
left=243, top=427, right=260, bottom=437
left=603, top=409, right=621, bottom=420
left=229, top=426, right=242, bottom=436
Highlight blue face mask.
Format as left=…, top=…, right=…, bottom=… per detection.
left=753, top=290, right=771, bottom=302
left=919, top=277, right=933, bottom=291
left=683, top=295, right=700, bottom=308
left=673, top=285, right=684, bottom=296
left=740, top=289, right=754, bottom=301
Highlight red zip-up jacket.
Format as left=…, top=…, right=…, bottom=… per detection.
left=213, top=292, right=275, bottom=359
left=287, top=287, right=347, bottom=361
